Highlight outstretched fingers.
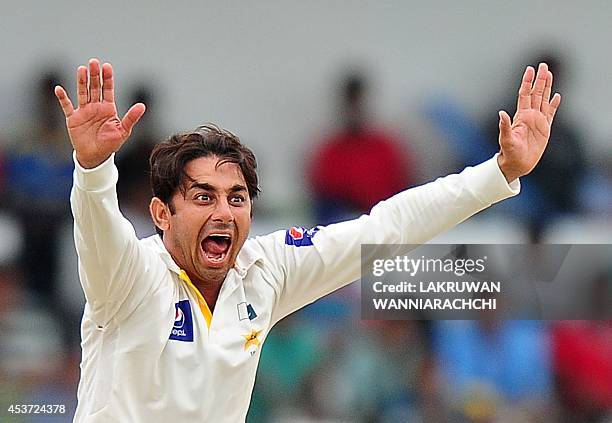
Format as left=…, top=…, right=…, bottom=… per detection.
left=547, top=93, right=561, bottom=124
left=102, top=62, right=114, bottom=103
left=121, top=103, right=146, bottom=134
left=498, top=110, right=512, bottom=145
left=541, top=71, right=553, bottom=115
left=54, top=85, right=74, bottom=118
left=530, top=63, right=548, bottom=111
left=517, top=66, right=535, bottom=111
left=88, top=58, right=102, bottom=103
left=77, top=65, right=88, bottom=107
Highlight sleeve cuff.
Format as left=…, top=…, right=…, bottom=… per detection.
left=73, top=152, right=118, bottom=191
left=464, top=153, right=521, bottom=205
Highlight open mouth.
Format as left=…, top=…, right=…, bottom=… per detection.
left=201, top=234, right=232, bottom=266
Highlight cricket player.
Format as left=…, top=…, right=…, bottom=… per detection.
left=54, top=58, right=560, bottom=422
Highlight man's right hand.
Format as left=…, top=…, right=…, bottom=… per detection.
left=54, top=58, right=146, bottom=169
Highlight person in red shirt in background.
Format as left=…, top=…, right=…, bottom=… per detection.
left=553, top=270, right=612, bottom=422
left=308, top=72, right=415, bottom=225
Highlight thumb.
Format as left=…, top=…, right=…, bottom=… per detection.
left=498, top=110, right=512, bottom=146
left=121, top=103, right=146, bottom=134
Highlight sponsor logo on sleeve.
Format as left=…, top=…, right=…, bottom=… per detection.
left=169, top=300, right=194, bottom=342
left=285, top=226, right=320, bottom=247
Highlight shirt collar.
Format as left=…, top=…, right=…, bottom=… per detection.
left=233, top=239, right=265, bottom=277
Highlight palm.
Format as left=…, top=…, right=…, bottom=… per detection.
left=55, top=59, right=145, bottom=168
left=68, top=102, right=126, bottom=154
left=508, top=109, right=549, bottom=169
left=497, top=63, right=561, bottom=182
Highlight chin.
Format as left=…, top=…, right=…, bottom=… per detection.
left=199, top=265, right=231, bottom=286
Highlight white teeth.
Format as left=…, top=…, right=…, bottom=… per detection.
left=204, top=251, right=226, bottom=263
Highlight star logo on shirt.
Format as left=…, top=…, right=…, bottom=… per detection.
left=242, top=329, right=262, bottom=352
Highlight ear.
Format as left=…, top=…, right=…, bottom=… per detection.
left=150, top=197, right=171, bottom=233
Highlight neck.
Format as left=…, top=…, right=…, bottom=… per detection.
left=185, top=271, right=226, bottom=312
left=198, top=283, right=222, bottom=312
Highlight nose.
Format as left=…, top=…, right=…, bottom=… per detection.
left=211, top=197, right=234, bottom=223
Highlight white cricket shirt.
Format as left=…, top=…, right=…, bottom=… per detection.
left=70, top=153, right=519, bottom=422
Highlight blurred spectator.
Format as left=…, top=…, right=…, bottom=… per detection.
left=249, top=316, right=329, bottom=422
left=553, top=321, right=612, bottom=422
left=433, top=319, right=554, bottom=422
left=0, top=213, right=69, bottom=416
left=307, top=72, right=416, bottom=225
left=251, top=317, right=434, bottom=422
left=484, top=49, right=588, bottom=242
left=116, top=84, right=160, bottom=238
left=3, top=69, right=75, bottom=356
left=23, top=350, right=80, bottom=422
left=580, top=152, right=612, bottom=215
left=422, top=96, right=497, bottom=169
left=553, top=270, right=612, bottom=422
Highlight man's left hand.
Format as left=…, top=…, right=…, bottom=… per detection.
left=497, top=62, right=561, bottom=182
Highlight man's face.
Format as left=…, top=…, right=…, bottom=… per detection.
left=163, top=156, right=252, bottom=286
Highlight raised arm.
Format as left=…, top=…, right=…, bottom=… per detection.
left=264, top=63, right=562, bottom=322
left=57, top=59, right=155, bottom=324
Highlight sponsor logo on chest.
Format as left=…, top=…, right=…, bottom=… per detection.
left=169, top=300, right=194, bottom=342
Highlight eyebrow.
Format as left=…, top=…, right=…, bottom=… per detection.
left=188, top=182, right=247, bottom=193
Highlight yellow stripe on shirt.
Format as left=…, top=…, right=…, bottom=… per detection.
left=178, top=270, right=213, bottom=329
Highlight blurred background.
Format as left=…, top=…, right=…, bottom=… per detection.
left=0, top=1, right=611, bottom=422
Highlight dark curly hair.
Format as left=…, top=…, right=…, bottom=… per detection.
left=149, top=124, right=260, bottom=236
